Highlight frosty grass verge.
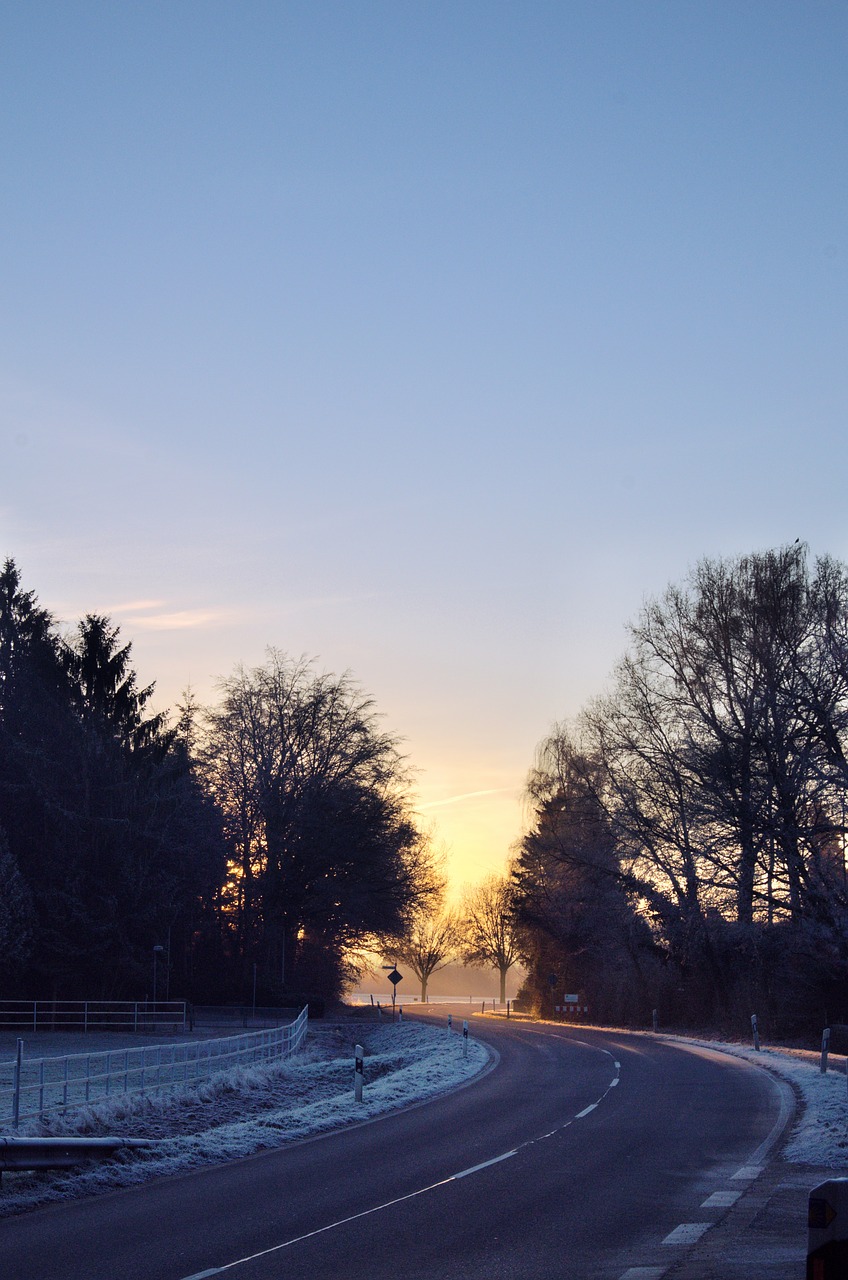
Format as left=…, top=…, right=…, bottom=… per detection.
left=0, top=1020, right=490, bottom=1217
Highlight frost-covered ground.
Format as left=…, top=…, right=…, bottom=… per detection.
left=0, top=1018, right=490, bottom=1218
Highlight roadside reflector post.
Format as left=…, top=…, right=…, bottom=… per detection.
left=462, top=1019, right=469, bottom=1059
left=808, top=1178, right=848, bottom=1277
left=507, top=1000, right=511, bottom=1019
left=12, top=1039, right=23, bottom=1129
left=652, top=1009, right=658, bottom=1033
left=821, top=1028, right=831, bottom=1074
left=354, top=1044, right=364, bottom=1103
left=751, top=1013, right=761, bottom=1051
left=398, top=1006, right=403, bottom=1023
left=447, top=1013, right=452, bottom=1032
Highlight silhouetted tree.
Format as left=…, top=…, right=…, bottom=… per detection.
left=390, top=907, right=460, bottom=1002
left=202, top=652, right=437, bottom=999
left=459, top=875, right=520, bottom=1002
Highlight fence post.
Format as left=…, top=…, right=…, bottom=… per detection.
left=462, top=1019, right=469, bottom=1058
left=751, top=1013, right=760, bottom=1051
left=12, top=1038, right=23, bottom=1129
left=354, top=1044, right=364, bottom=1102
left=821, top=1028, right=831, bottom=1074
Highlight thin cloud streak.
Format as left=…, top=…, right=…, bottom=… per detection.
left=418, top=788, right=514, bottom=811
left=130, top=609, right=235, bottom=632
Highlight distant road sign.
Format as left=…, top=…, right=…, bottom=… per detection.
left=564, top=994, right=579, bottom=1003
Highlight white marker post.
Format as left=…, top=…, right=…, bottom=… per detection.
left=12, top=1039, right=23, bottom=1130
left=448, top=1013, right=452, bottom=1032
left=354, top=1044, right=364, bottom=1102
left=462, top=1019, right=469, bottom=1059
left=652, top=1009, right=658, bottom=1033
left=751, top=1013, right=760, bottom=1051
left=822, top=1028, right=831, bottom=1074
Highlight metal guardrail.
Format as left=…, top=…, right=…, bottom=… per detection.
left=0, top=1136, right=152, bottom=1172
left=0, top=1000, right=188, bottom=1034
left=0, top=1006, right=310, bottom=1127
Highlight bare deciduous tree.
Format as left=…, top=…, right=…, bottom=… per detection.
left=389, top=908, right=461, bottom=1003
left=458, top=875, right=520, bottom=1002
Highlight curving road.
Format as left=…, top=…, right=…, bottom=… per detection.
left=0, top=1011, right=792, bottom=1280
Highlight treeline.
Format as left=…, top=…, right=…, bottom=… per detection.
left=513, top=544, right=848, bottom=1038
left=0, top=560, right=436, bottom=1005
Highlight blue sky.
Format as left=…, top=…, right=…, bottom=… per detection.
left=2, top=2, right=846, bottom=886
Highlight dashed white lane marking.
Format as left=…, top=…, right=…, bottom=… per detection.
left=609, top=1077, right=619, bottom=1086
left=179, top=1173, right=457, bottom=1278
left=619, top=1268, right=666, bottom=1279
left=702, top=1189, right=742, bottom=1208
left=732, top=1164, right=764, bottom=1180
left=454, top=1150, right=517, bottom=1179
left=181, top=1036, right=621, bottom=1280
left=662, top=1222, right=711, bottom=1245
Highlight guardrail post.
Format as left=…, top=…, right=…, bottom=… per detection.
left=751, top=1013, right=760, bottom=1051
left=821, top=1028, right=831, bottom=1074
left=354, top=1044, right=364, bottom=1102
left=12, top=1039, right=23, bottom=1129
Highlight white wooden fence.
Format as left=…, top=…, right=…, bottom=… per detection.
left=0, top=1000, right=188, bottom=1034
left=0, top=1006, right=309, bottom=1127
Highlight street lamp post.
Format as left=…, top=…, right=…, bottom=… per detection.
left=152, top=945, right=164, bottom=1006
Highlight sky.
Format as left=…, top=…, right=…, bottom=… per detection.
left=2, top=1, right=846, bottom=892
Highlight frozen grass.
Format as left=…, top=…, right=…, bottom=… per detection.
left=0, top=1019, right=491, bottom=1217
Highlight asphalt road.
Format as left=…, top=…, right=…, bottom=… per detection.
left=0, top=1011, right=792, bottom=1280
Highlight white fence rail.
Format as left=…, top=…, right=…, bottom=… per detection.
left=0, top=1006, right=309, bottom=1128
left=0, top=1000, right=188, bottom=1034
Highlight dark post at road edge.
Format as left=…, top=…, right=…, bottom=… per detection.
left=808, top=1178, right=848, bottom=1277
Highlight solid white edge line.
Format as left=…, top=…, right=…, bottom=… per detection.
left=453, top=1150, right=517, bottom=1179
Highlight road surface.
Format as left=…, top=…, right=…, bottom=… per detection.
left=0, top=1011, right=792, bottom=1280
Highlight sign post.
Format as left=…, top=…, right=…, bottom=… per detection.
left=383, top=965, right=403, bottom=1021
